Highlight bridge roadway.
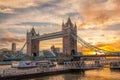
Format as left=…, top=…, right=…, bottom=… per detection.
left=32, top=31, right=62, bottom=40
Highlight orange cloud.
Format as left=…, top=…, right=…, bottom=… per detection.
left=77, top=39, right=120, bottom=55
left=97, top=40, right=120, bottom=52
left=80, top=0, right=120, bottom=27
left=0, top=31, right=25, bottom=49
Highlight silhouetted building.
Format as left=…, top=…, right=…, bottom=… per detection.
left=12, top=43, right=16, bottom=53
left=51, top=45, right=60, bottom=53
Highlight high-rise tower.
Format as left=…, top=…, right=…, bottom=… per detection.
left=12, top=42, right=16, bottom=53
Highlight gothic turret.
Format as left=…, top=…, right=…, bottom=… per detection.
left=74, top=23, right=77, bottom=32
left=31, top=27, right=36, bottom=36
left=75, top=23, right=77, bottom=28
left=62, top=21, right=64, bottom=30
left=67, top=17, right=72, bottom=24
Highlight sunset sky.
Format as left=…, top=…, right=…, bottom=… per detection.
left=0, top=0, right=120, bottom=54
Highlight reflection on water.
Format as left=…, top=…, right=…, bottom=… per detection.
left=24, top=68, right=120, bottom=80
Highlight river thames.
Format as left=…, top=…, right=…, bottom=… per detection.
left=23, top=68, right=120, bottom=80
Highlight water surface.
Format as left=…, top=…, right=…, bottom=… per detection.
left=24, top=68, right=120, bottom=80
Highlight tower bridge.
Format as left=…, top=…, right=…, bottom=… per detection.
left=27, top=17, right=77, bottom=56
left=2, top=17, right=117, bottom=61
left=26, top=17, right=115, bottom=57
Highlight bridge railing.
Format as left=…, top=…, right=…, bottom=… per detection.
left=64, top=59, right=120, bottom=69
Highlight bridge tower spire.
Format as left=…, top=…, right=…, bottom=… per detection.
left=26, top=27, right=39, bottom=56
left=62, top=17, right=77, bottom=55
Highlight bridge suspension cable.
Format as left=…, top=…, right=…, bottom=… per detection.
left=71, top=34, right=112, bottom=54
left=20, top=42, right=27, bottom=52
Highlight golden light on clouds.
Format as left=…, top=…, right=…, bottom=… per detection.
left=79, top=0, right=120, bottom=28
left=40, top=38, right=62, bottom=50
left=0, top=0, right=120, bottom=54
left=77, top=39, right=120, bottom=55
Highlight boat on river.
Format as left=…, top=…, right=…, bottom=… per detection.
left=11, top=60, right=55, bottom=68
left=11, top=61, right=37, bottom=68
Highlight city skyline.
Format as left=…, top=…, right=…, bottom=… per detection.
left=0, top=0, right=120, bottom=54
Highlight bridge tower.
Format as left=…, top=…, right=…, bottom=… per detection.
left=27, top=27, right=39, bottom=56
left=62, top=17, right=77, bottom=55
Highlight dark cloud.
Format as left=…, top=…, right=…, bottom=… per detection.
left=13, top=0, right=61, bottom=14
left=0, top=37, right=25, bottom=43
left=7, top=28, right=27, bottom=34
left=94, top=0, right=108, bottom=3
left=66, top=12, right=79, bottom=17
left=0, top=0, right=62, bottom=25
left=14, top=0, right=79, bottom=18
left=0, top=13, right=15, bottom=23
left=16, top=22, right=59, bottom=26
left=104, top=23, right=120, bottom=30
left=6, top=22, right=60, bottom=35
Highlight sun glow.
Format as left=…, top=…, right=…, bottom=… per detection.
left=93, top=52, right=105, bottom=55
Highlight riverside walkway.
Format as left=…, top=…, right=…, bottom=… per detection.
left=0, top=59, right=120, bottom=79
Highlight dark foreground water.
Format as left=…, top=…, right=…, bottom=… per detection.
left=24, top=68, right=120, bottom=80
